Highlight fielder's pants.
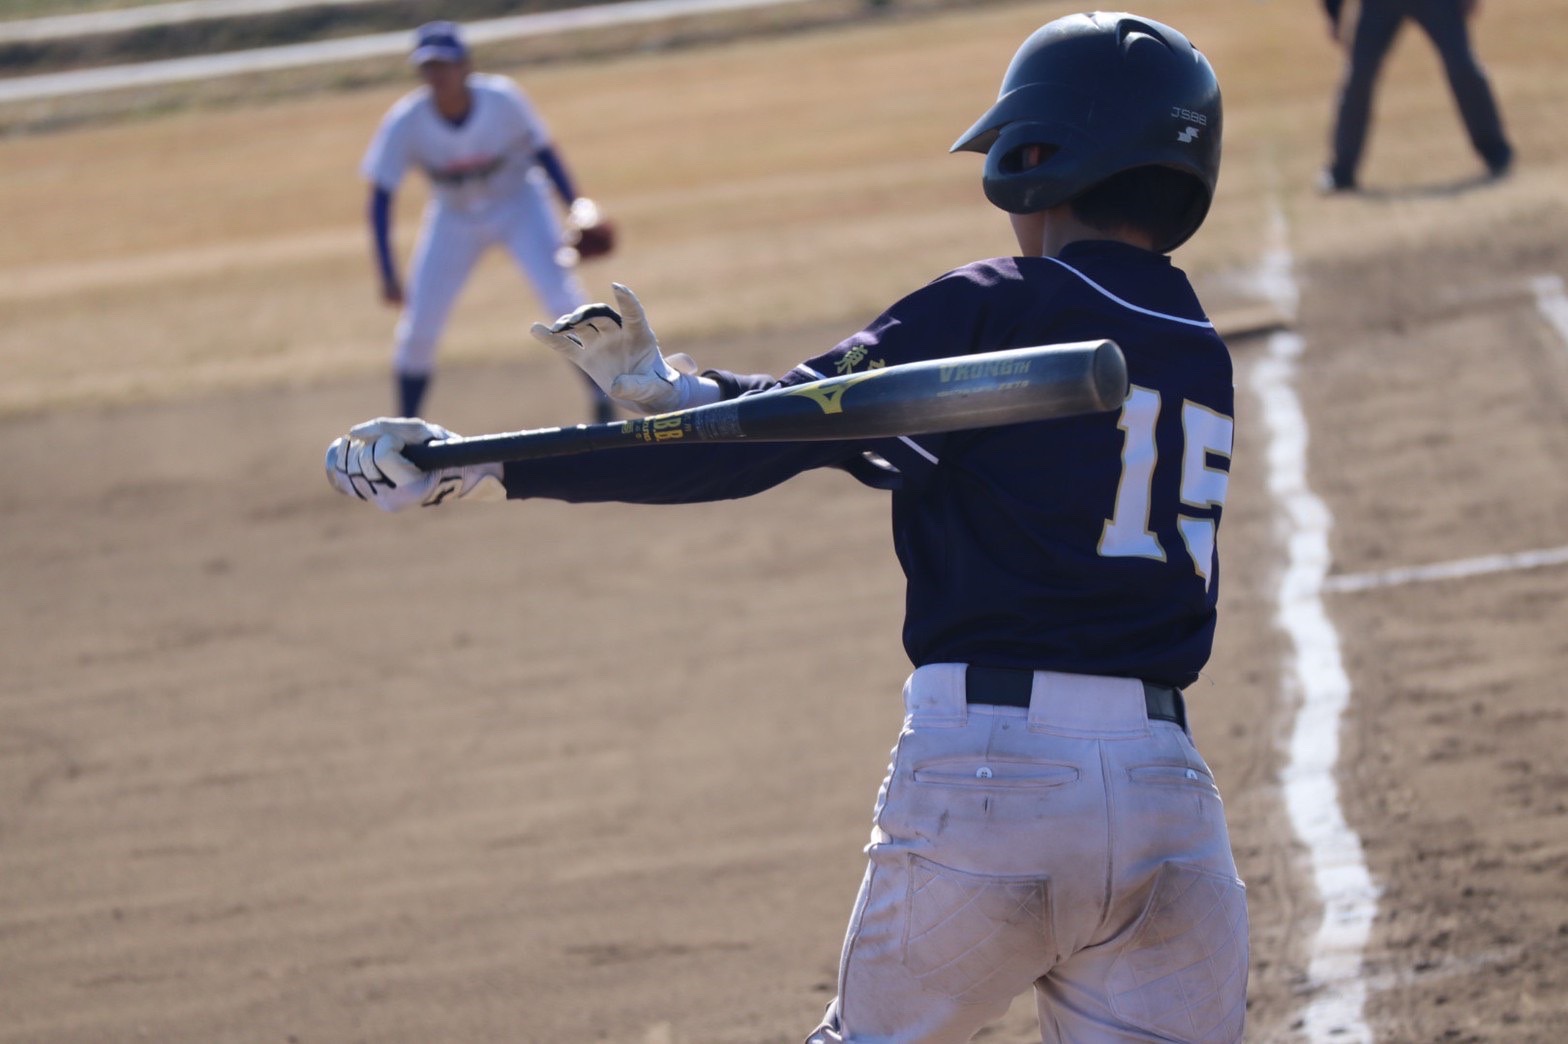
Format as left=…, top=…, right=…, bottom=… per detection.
left=807, top=665, right=1248, bottom=1044
left=394, top=173, right=586, bottom=377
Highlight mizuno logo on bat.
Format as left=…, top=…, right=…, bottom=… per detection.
left=785, top=371, right=879, bottom=414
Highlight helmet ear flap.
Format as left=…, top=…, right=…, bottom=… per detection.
left=982, top=122, right=1081, bottom=215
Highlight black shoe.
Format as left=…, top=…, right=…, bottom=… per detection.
left=1316, top=167, right=1356, bottom=194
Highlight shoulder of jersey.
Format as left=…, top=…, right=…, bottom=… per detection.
left=933, top=257, right=1032, bottom=291
left=468, top=72, right=525, bottom=98
left=388, top=84, right=434, bottom=119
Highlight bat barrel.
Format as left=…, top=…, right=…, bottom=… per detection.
left=731, top=339, right=1126, bottom=441
left=1091, top=338, right=1129, bottom=411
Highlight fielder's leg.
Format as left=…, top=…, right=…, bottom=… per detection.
left=499, top=172, right=616, bottom=423
left=394, top=203, right=486, bottom=417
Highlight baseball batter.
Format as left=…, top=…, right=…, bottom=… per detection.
left=363, top=21, right=615, bottom=421
left=327, top=12, right=1247, bottom=1042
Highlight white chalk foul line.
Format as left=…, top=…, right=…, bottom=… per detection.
left=1324, top=544, right=1568, bottom=593
left=1255, top=329, right=1379, bottom=1043
left=1251, top=203, right=1377, bottom=1043
left=1532, top=273, right=1568, bottom=348
left=1320, top=271, right=1568, bottom=599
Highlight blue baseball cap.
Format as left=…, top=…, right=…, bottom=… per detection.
left=409, top=21, right=469, bottom=66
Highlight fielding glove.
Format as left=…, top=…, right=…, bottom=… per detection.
left=325, top=417, right=504, bottom=512
left=557, top=197, right=616, bottom=265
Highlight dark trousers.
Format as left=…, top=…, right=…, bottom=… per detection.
left=1329, top=0, right=1512, bottom=184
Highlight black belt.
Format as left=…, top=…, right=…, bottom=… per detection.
left=964, top=665, right=1186, bottom=730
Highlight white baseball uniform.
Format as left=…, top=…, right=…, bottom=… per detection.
left=362, top=73, right=586, bottom=378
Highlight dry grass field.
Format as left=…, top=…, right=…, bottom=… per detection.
left=4, top=0, right=1568, bottom=1041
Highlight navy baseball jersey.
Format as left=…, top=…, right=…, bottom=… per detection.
left=502, top=240, right=1234, bottom=687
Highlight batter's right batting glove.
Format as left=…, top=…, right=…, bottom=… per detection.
left=325, top=418, right=504, bottom=512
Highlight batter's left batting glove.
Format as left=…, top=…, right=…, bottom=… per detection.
left=325, top=418, right=504, bottom=512
left=530, top=283, right=719, bottom=415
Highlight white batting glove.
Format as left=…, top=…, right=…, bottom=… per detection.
left=529, top=283, right=719, bottom=415
left=324, top=417, right=504, bottom=512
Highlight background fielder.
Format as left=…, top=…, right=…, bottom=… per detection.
left=329, top=11, right=1247, bottom=1041
left=363, top=20, right=616, bottom=421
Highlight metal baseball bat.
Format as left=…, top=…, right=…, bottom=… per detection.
left=402, top=340, right=1127, bottom=470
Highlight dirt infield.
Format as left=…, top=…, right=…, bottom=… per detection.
left=4, top=0, right=1568, bottom=1040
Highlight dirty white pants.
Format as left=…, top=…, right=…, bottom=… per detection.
left=807, top=664, right=1248, bottom=1043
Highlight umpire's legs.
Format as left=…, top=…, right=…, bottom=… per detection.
left=1328, top=0, right=1406, bottom=186
left=1411, top=0, right=1512, bottom=170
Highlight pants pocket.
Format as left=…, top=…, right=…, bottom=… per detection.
left=901, top=855, right=1054, bottom=1003
left=912, top=758, right=1079, bottom=789
left=1107, top=861, right=1249, bottom=1043
left=1127, top=762, right=1218, bottom=792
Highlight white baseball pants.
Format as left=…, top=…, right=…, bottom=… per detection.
left=807, top=664, right=1248, bottom=1043
left=394, top=173, right=584, bottom=376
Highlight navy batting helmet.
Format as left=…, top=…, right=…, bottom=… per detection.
left=951, top=12, right=1222, bottom=252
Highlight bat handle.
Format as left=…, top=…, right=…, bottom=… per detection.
left=402, top=421, right=621, bottom=469
left=401, top=439, right=475, bottom=470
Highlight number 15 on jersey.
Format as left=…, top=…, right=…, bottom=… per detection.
left=1099, top=385, right=1234, bottom=589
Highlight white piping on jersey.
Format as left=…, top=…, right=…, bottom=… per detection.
left=796, top=363, right=939, bottom=465
left=1041, top=255, right=1215, bottom=329
left=896, top=436, right=939, bottom=465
